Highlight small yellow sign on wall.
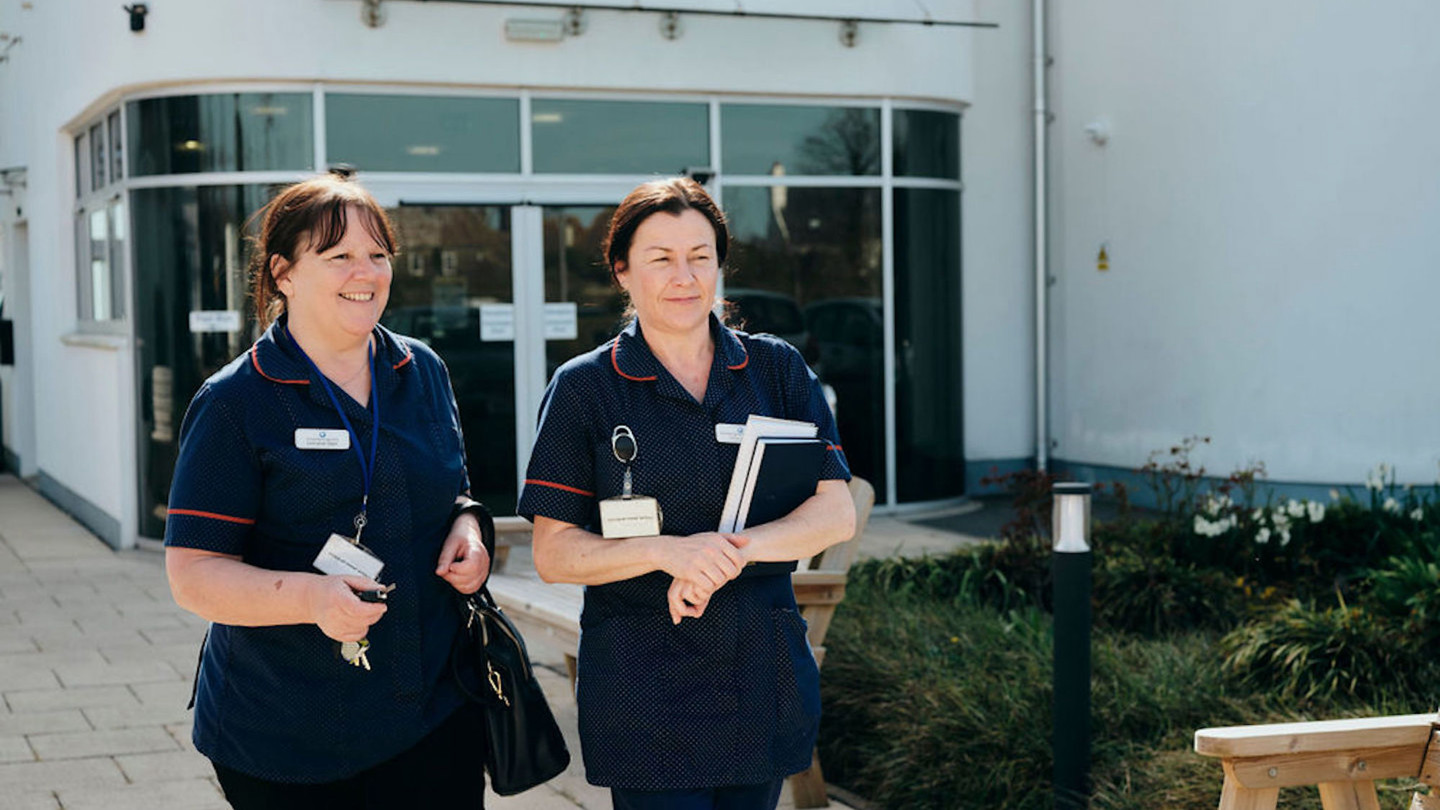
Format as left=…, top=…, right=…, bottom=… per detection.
left=1097, top=245, right=1110, bottom=271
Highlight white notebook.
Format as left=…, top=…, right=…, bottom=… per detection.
left=717, top=414, right=818, bottom=533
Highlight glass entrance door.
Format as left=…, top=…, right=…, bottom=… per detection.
left=382, top=205, right=517, bottom=512
left=541, top=205, right=624, bottom=380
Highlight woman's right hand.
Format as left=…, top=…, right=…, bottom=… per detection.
left=308, top=575, right=388, bottom=642
left=656, top=532, right=749, bottom=591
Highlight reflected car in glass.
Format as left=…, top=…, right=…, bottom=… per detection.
left=723, top=287, right=819, bottom=366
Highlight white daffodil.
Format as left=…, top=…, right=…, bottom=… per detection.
left=1411, top=508, right=1425, bottom=522
left=1307, top=501, right=1326, bottom=523
left=1329, top=489, right=1341, bottom=501
left=1286, top=499, right=1305, bottom=518
left=1384, top=497, right=1401, bottom=514
left=1279, top=527, right=1292, bottom=546
left=1256, top=527, right=1271, bottom=544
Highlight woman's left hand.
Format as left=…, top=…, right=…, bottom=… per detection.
left=436, top=513, right=492, bottom=594
left=666, top=577, right=713, bottom=624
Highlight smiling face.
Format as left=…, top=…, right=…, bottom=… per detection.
left=272, top=204, right=393, bottom=352
left=614, top=208, right=719, bottom=340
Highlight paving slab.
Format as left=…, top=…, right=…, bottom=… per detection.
left=27, top=726, right=179, bottom=760
left=0, top=709, right=90, bottom=737
left=0, top=733, right=34, bottom=764
left=55, top=777, right=229, bottom=810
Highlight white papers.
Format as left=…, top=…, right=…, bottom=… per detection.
left=717, top=414, right=818, bottom=533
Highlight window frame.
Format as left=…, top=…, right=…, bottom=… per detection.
left=73, top=105, right=130, bottom=332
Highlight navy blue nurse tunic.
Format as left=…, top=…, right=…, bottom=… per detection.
left=164, top=315, right=474, bottom=783
left=518, top=315, right=851, bottom=790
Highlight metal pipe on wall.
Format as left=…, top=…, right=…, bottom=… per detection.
left=1032, top=0, right=1049, bottom=472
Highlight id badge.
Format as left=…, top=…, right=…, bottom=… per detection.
left=313, top=533, right=385, bottom=580
left=599, top=496, right=663, bottom=539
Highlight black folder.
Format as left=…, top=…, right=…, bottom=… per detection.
left=731, top=437, right=826, bottom=578
left=738, top=437, right=827, bottom=529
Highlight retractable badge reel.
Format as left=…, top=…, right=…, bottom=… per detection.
left=598, top=426, right=663, bottom=538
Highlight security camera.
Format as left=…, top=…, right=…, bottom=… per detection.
left=684, top=166, right=715, bottom=185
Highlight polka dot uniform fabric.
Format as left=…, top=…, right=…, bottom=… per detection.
left=165, top=316, right=474, bottom=784
left=519, top=315, right=848, bottom=790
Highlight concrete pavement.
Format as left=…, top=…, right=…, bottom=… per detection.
left=0, top=474, right=986, bottom=808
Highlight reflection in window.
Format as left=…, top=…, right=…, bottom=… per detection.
left=132, top=184, right=272, bottom=537
left=326, top=94, right=520, bottom=173
left=384, top=205, right=518, bottom=514
left=721, top=104, right=880, bottom=176
left=542, top=206, right=623, bottom=377
left=108, top=111, right=125, bottom=183
left=127, top=93, right=313, bottom=176
left=531, top=99, right=708, bottom=174
left=90, top=123, right=107, bottom=190
left=895, top=188, right=963, bottom=500
left=724, top=185, right=885, bottom=493
left=894, top=109, right=960, bottom=179
left=106, top=199, right=127, bottom=320
left=88, top=210, right=111, bottom=320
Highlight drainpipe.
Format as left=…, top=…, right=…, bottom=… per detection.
left=1033, top=0, right=1049, bottom=472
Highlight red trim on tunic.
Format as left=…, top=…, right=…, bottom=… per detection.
left=524, top=479, right=596, bottom=497
left=827, top=444, right=843, bottom=452
left=611, top=340, right=657, bottom=381
left=250, top=345, right=309, bottom=385
left=392, top=348, right=413, bottom=370
left=166, top=508, right=257, bottom=525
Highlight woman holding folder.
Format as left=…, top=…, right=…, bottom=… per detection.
left=519, top=177, right=856, bottom=810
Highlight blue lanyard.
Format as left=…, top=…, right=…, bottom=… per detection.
left=285, top=324, right=380, bottom=540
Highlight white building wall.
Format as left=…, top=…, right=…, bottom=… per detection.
left=0, top=0, right=985, bottom=543
left=1046, top=0, right=1440, bottom=486
left=961, top=0, right=1036, bottom=473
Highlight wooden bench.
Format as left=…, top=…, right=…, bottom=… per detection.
left=487, top=476, right=876, bottom=809
left=1194, top=713, right=1440, bottom=809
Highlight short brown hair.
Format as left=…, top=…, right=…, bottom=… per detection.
left=601, top=177, right=729, bottom=285
left=248, top=174, right=398, bottom=328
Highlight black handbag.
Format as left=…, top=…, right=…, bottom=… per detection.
left=452, top=587, right=572, bottom=794
left=447, top=499, right=569, bottom=794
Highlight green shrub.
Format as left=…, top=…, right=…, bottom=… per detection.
left=1094, top=546, right=1247, bottom=636
left=820, top=576, right=1054, bottom=809
left=1218, top=598, right=1433, bottom=704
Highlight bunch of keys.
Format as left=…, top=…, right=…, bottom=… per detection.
left=341, top=638, right=372, bottom=671
left=338, top=584, right=393, bottom=671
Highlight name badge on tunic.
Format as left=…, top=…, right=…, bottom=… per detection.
left=599, top=425, right=663, bottom=539
left=295, top=428, right=350, bottom=450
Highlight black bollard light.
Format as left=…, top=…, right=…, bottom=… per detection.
left=1052, top=481, right=1092, bottom=809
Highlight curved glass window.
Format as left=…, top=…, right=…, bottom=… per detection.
left=894, top=108, right=960, bottom=179
left=722, top=104, right=880, bottom=176
left=895, top=188, right=963, bottom=501
left=127, top=93, right=313, bottom=176
left=327, top=94, right=520, bottom=173
left=132, top=184, right=272, bottom=537
left=531, top=99, right=708, bottom=174
left=724, top=185, right=885, bottom=493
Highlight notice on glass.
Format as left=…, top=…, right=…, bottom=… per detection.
left=479, top=303, right=515, bottom=342
left=189, top=310, right=241, bottom=333
left=544, top=302, right=578, bottom=340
